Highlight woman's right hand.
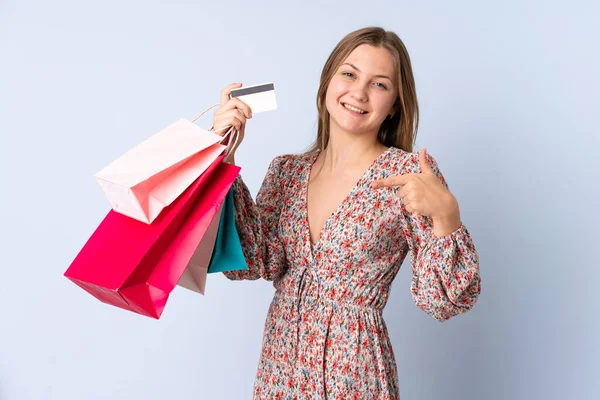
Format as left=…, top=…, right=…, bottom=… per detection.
left=212, top=83, right=252, bottom=159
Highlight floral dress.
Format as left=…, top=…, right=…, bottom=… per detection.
left=224, top=146, right=481, bottom=399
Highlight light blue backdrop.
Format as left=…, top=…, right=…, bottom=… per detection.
left=1, top=0, right=597, bottom=399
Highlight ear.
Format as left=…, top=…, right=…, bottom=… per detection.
left=389, top=99, right=400, bottom=116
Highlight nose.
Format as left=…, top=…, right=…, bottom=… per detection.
left=350, top=81, right=368, bottom=103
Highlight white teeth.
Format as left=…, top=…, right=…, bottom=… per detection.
left=343, top=103, right=366, bottom=114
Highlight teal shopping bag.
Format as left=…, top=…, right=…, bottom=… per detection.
left=208, top=189, right=248, bottom=273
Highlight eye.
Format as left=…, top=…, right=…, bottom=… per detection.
left=374, top=82, right=388, bottom=90
left=342, top=72, right=355, bottom=78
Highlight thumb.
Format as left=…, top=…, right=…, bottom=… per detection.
left=419, top=148, right=434, bottom=173
left=221, top=82, right=242, bottom=106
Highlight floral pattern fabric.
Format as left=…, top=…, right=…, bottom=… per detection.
left=224, top=147, right=481, bottom=399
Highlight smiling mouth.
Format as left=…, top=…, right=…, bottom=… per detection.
left=341, top=102, right=368, bottom=114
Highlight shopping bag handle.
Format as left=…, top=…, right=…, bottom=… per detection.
left=191, top=103, right=240, bottom=164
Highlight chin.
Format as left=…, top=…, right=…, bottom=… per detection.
left=334, top=121, right=376, bottom=137
left=331, top=115, right=378, bottom=135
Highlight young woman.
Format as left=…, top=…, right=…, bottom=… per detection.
left=211, top=27, right=481, bottom=400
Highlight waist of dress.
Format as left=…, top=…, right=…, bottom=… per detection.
left=273, top=290, right=384, bottom=313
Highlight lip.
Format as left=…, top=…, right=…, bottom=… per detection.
left=341, top=102, right=369, bottom=115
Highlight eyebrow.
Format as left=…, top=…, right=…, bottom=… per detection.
left=342, top=63, right=393, bottom=81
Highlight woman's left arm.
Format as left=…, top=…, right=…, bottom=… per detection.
left=372, top=149, right=481, bottom=322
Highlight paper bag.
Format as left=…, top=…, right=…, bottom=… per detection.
left=208, top=188, right=248, bottom=274
left=95, top=119, right=227, bottom=224
left=65, top=156, right=240, bottom=319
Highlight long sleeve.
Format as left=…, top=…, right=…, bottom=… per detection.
left=400, top=153, right=481, bottom=322
left=223, top=155, right=290, bottom=281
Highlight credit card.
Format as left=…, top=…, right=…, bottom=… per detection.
left=230, top=82, right=277, bottom=113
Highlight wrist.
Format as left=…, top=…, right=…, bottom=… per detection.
left=431, top=195, right=461, bottom=237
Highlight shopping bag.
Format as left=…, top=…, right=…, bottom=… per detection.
left=119, top=163, right=239, bottom=312
left=177, top=200, right=224, bottom=294
left=95, top=105, right=236, bottom=224
left=65, top=155, right=241, bottom=319
left=208, top=188, right=248, bottom=274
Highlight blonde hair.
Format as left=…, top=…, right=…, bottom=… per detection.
left=307, top=27, right=419, bottom=154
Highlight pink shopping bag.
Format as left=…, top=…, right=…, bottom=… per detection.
left=95, top=107, right=232, bottom=224
left=65, top=155, right=240, bottom=319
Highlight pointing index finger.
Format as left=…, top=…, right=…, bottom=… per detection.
left=371, top=174, right=413, bottom=188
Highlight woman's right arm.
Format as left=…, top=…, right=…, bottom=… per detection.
left=210, top=83, right=289, bottom=281
left=223, top=155, right=291, bottom=281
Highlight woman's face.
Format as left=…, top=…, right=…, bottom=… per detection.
left=325, top=44, right=398, bottom=140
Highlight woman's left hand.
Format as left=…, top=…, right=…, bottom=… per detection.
left=371, top=149, right=459, bottom=219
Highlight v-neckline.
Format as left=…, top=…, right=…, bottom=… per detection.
left=303, top=147, right=392, bottom=253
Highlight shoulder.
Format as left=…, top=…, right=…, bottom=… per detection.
left=262, top=152, right=314, bottom=186
left=270, top=152, right=312, bottom=168
left=382, top=147, right=443, bottom=176
left=268, top=151, right=315, bottom=174
left=381, top=147, right=448, bottom=189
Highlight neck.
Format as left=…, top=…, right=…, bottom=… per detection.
left=321, top=127, right=387, bottom=171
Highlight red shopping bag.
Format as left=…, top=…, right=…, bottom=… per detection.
left=64, top=155, right=240, bottom=319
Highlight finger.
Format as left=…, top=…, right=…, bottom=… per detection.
left=404, top=198, right=421, bottom=214
left=231, top=98, right=252, bottom=118
left=371, top=174, right=414, bottom=188
left=419, top=148, right=434, bottom=173
left=228, top=114, right=244, bottom=133
left=214, top=112, right=245, bottom=136
left=405, top=195, right=418, bottom=204
left=398, top=187, right=415, bottom=202
left=220, top=82, right=243, bottom=106
left=219, top=108, right=249, bottom=124
left=396, top=185, right=411, bottom=199
left=212, top=125, right=231, bottom=136
left=216, top=97, right=252, bottom=119
left=239, top=112, right=247, bottom=133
